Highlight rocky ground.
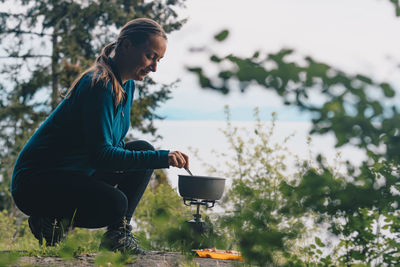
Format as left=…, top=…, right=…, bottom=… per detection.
left=14, top=251, right=244, bottom=266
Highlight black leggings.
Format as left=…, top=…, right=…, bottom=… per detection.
left=12, top=140, right=154, bottom=229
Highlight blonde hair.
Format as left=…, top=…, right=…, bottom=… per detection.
left=65, top=18, right=167, bottom=106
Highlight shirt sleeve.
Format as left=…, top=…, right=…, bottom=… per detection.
left=80, top=80, right=169, bottom=171
left=117, top=139, right=125, bottom=148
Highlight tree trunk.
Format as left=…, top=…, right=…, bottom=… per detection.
left=51, top=30, right=59, bottom=110
left=50, top=15, right=66, bottom=110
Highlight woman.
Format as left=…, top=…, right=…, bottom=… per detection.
left=11, top=18, right=188, bottom=255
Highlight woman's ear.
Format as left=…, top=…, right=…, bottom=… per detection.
left=121, top=39, right=133, bottom=53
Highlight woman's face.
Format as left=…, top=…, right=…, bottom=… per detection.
left=121, top=34, right=167, bottom=81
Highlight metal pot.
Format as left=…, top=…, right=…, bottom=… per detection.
left=178, top=175, right=226, bottom=200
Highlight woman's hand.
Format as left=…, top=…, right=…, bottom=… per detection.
left=168, top=151, right=189, bottom=169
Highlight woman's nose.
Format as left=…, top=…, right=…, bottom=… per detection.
left=151, top=61, right=157, bottom=72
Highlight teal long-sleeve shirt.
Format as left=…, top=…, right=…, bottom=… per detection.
left=11, top=71, right=169, bottom=194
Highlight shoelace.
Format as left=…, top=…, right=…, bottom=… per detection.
left=122, top=231, right=137, bottom=247
left=123, top=230, right=144, bottom=253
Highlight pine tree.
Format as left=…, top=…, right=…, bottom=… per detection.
left=0, top=0, right=187, bottom=212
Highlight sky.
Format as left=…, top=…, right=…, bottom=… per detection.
left=148, top=0, right=400, bottom=122
left=134, top=0, right=400, bottom=188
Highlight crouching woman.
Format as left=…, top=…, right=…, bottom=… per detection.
left=11, top=18, right=188, bottom=255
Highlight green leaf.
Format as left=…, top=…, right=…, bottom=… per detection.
left=356, top=74, right=373, bottom=84
left=0, top=252, right=20, bottom=267
left=381, top=82, right=395, bottom=97
left=218, top=71, right=234, bottom=79
left=214, top=29, right=229, bottom=42
left=315, top=236, right=325, bottom=247
left=210, top=55, right=221, bottom=62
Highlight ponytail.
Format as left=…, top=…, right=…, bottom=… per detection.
left=64, top=41, right=124, bottom=106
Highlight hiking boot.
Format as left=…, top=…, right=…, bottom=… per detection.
left=100, top=224, right=146, bottom=255
left=28, top=215, right=69, bottom=246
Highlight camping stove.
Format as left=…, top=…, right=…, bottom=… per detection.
left=178, top=175, right=226, bottom=234
left=183, top=197, right=215, bottom=234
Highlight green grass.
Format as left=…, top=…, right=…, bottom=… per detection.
left=0, top=210, right=103, bottom=255
left=0, top=210, right=139, bottom=266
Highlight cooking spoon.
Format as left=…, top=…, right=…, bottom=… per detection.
left=185, top=167, right=193, bottom=176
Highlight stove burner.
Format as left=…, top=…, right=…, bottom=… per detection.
left=183, top=197, right=215, bottom=234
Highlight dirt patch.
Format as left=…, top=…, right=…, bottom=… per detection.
left=15, top=251, right=243, bottom=266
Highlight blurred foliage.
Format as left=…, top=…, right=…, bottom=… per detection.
left=189, top=24, right=400, bottom=265
left=281, top=159, right=400, bottom=265
left=94, top=250, right=135, bottom=267
left=390, top=0, right=400, bottom=16
left=194, top=107, right=400, bottom=265
left=134, top=179, right=188, bottom=250
left=0, top=0, right=187, bottom=212
left=188, top=42, right=399, bottom=163
left=198, top=107, right=308, bottom=265
left=214, top=30, right=229, bottom=42
left=0, top=209, right=37, bottom=251
left=0, top=251, right=19, bottom=266
left=163, top=215, right=229, bottom=253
